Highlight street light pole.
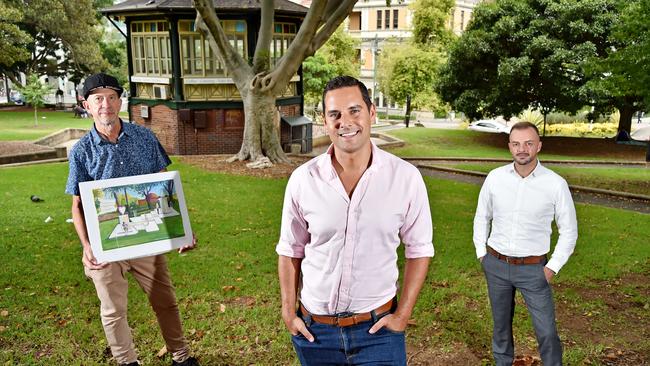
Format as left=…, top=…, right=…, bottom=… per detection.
left=372, top=35, right=378, bottom=107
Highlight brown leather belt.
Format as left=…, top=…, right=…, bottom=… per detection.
left=487, top=246, right=546, bottom=265
left=299, top=298, right=395, bottom=327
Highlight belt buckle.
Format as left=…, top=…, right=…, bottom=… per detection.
left=335, top=312, right=354, bottom=327
left=505, top=256, right=510, bottom=264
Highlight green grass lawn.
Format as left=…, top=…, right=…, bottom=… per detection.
left=0, top=110, right=95, bottom=141
left=448, top=163, right=650, bottom=196
left=0, top=161, right=648, bottom=364
left=0, top=110, right=130, bottom=141
left=385, top=128, right=513, bottom=158
left=385, top=128, right=648, bottom=161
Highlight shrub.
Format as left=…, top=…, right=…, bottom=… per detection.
left=543, top=122, right=617, bottom=137
left=518, top=108, right=544, bottom=127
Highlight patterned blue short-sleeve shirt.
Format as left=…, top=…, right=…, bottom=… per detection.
left=65, top=121, right=172, bottom=196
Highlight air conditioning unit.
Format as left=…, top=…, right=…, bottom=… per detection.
left=140, top=105, right=150, bottom=119
left=152, top=84, right=169, bottom=100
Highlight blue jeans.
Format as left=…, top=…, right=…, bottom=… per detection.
left=291, top=313, right=406, bottom=365
left=482, top=252, right=562, bottom=366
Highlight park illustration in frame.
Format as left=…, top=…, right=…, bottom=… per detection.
left=79, top=171, right=192, bottom=262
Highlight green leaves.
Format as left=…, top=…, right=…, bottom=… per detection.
left=302, top=25, right=360, bottom=111
left=436, top=0, right=628, bottom=122
left=0, top=3, right=30, bottom=68
left=0, top=0, right=108, bottom=84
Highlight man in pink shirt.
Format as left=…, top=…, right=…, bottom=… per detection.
left=276, top=76, right=434, bottom=365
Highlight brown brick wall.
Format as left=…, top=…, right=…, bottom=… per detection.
left=129, top=102, right=301, bottom=155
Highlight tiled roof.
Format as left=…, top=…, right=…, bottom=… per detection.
left=103, top=0, right=308, bottom=15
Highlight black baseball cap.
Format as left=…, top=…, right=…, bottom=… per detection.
left=82, top=73, right=123, bottom=100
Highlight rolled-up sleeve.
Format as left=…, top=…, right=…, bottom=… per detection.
left=276, top=173, right=309, bottom=258
left=400, top=172, right=434, bottom=258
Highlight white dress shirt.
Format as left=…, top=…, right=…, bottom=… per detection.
left=276, top=143, right=434, bottom=315
left=473, top=161, right=578, bottom=273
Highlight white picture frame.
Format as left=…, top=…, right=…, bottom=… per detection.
left=79, top=171, right=192, bottom=263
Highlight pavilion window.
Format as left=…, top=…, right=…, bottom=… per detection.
left=130, top=21, right=171, bottom=76
left=270, top=22, right=296, bottom=66
left=178, top=20, right=247, bottom=77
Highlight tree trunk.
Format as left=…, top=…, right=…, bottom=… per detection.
left=34, top=106, right=38, bottom=127
left=3, top=75, right=9, bottom=104
left=228, top=91, right=289, bottom=163
left=123, top=188, right=130, bottom=216
left=617, top=105, right=634, bottom=139
left=113, top=192, right=119, bottom=208
left=542, top=112, right=547, bottom=137
left=404, top=95, right=411, bottom=128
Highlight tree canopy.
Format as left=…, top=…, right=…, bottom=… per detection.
left=194, top=0, right=358, bottom=164
left=0, top=2, right=31, bottom=69
left=411, top=0, right=455, bottom=48
left=377, top=41, right=445, bottom=124
left=376, top=0, right=453, bottom=126
left=435, top=0, right=644, bottom=135
left=0, top=0, right=107, bottom=85
left=303, top=25, right=359, bottom=115
left=581, top=0, right=648, bottom=134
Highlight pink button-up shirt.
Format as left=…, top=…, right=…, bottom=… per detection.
left=276, top=144, right=434, bottom=315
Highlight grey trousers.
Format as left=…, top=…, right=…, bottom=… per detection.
left=482, top=253, right=562, bottom=366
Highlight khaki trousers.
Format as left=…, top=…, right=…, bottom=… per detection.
left=85, top=254, right=190, bottom=364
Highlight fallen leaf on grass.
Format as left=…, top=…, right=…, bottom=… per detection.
left=222, top=285, right=238, bottom=292
left=513, top=354, right=541, bottom=366
left=407, top=319, right=417, bottom=326
left=0, top=325, right=6, bottom=332
left=220, top=303, right=226, bottom=313
left=194, top=330, right=205, bottom=340
left=0, top=310, right=8, bottom=317
left=157, top=345, right=167, bottom=358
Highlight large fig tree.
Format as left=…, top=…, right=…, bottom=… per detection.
left=194, top=0, right=357, bottom=164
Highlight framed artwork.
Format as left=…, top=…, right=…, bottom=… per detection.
left=79, top=171, right=192, bottom=263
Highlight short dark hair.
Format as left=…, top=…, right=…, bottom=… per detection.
left=510, top=121, right=540, bottom=136
left=322, top=76, right=372, bottom=113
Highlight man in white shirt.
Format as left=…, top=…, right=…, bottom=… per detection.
left=277, top=76, right=434, bottom=365
left=473, top=121, right=578, bottom=366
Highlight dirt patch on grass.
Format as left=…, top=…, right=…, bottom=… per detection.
left=222, top=296, right=257, bottom=308
left=554, top=272, right=650, bottom=364
left=407, top=272, right=650, bottom=365
left=179, top=155, right=309, bottom=179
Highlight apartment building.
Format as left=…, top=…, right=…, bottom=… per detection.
left=346, top=0, right=482, bottom=111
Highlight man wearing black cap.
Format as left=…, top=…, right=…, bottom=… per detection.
left=65, top=73, right=200, bottom=366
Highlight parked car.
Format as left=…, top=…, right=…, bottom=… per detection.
left=631, top=126, right=650, bottom=141
left=9, top=92, right=24, bottom=105
left=468, top=119, right=511, bottom=134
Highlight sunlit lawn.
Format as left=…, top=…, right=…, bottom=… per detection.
left=385, top=128, right=648, bottom=161
left=0, top=111, right=94, bottom=141
left=0, top=110, right=130, bottom=141
left=447, top=163, right=650, bottom=196
left=0, top=160, right=648, bottom=364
